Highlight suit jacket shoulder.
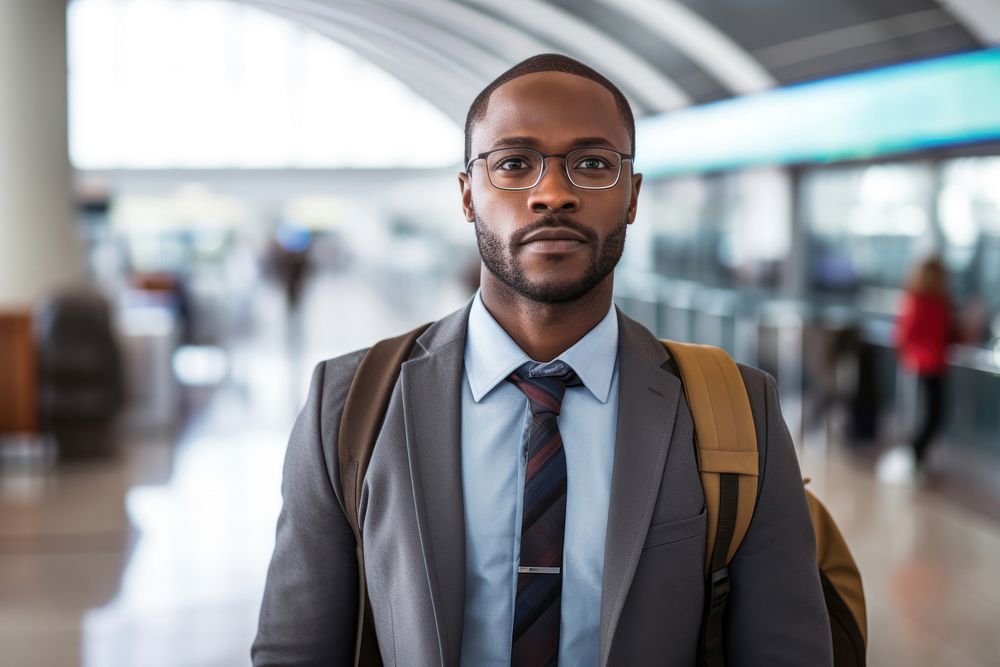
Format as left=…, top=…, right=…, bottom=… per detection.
left=252, top=347, right=370, bottom=666
left=615, top=313, right=832, bottom=665
left=728, top=362, right=834, bottom=665
left=253, top=304, right=473, bottom=666
left=311, top=305, right=472, bottom=520
left=735, top=362, right=776, bottom=495
left=312, top=347, right=369, bottom=512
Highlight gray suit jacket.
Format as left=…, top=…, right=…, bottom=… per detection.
left=253, top=303, right=834, bottom=666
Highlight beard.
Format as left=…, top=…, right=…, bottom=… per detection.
left=474, top=212, right=627, bottom=304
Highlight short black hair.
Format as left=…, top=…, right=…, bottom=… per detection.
left=464, top=53, right=635, bottom=167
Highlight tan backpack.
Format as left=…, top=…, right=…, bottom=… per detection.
left=663, top=340, right=867, bottom=666
left=337, top=326, right=867, bottom=666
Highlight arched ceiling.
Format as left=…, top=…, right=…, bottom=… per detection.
left=241, top=0, right=995, bottom=126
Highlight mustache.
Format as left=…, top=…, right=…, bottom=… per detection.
left=511, top=214, right=598, bottom=246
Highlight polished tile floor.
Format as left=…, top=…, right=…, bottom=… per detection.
left=800, top=442, right=1000, bottom=666
left=1, top=269, right=998, bottom=666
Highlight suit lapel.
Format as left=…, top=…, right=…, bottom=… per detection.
left=399, top=307, right=469, bottom=665
left=599, top=312, right=682, bottom=665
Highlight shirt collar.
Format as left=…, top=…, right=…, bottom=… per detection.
left=464, top=290, right=618, bottom=404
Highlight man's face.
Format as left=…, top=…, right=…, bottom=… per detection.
left=458, top=71, right=642, bottom=304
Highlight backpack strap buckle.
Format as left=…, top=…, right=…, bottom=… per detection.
left=701, top=566, right=731, bottom=660
left=708, top=566, right=731, bottom=614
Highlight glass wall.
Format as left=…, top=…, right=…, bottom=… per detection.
left=799, top=156, right=1000, bottom=336
left=645, top=168, right=792, bottom=290
left=800, top=162, right=937, bottom=294
left=939, top=157, right=1000, bottom=325
left=797, top=157, right=1000, bottom=457
left=628, top=155, right=1000, bottom=462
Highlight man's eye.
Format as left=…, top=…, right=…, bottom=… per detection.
left=575, top=157, right=609, bottom=169
left=497, top=158, right=531, bottom=170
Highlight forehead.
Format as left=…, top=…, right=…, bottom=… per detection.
left=471, top=71, right=629, bottom=154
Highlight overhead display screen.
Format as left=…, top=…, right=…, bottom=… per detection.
left=637, top=48, right=1000, bottom=176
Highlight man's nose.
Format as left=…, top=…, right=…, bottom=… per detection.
left=527, top=157, right=580, bottom=213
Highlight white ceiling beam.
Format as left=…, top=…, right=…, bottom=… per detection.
left=249, top=0, right=493, bottom=91
left=463, top=0, right=692, bottom=112
left=753, top=8, right=958, bottom=70
left=245, top=0, right=472, bottom=124
left=324, top=0, right=513, bottom=79
left=593, top=0, right=775, bottom=94
left=371, top=0, right=558, bottom=74
left=939, top=0, right=1000, bottom=44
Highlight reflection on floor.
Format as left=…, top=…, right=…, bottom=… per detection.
left=1, top=269, right=998, bottom=666
left=801, top=440, right=1000, bottom=666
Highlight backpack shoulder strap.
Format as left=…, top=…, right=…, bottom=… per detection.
left=337, top=322, right=432, bottom=666
left=661, top=340, right=760, bottom=666
left=338, top=322, right=431, bottom=532
left=661, top=340, right=759, bottom=569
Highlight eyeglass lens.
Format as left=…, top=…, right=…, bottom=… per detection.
left=485, top=148, right=622, bottom=189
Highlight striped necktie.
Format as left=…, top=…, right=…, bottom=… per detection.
left=507, top=361, right=581, bottom=667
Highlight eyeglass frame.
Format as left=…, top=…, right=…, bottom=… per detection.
left=465, top=146, right=634, bottom=191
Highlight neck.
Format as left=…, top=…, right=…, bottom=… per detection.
left=479, top=272, right=614, bottom=362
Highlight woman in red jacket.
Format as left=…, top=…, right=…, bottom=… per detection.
left=895, top=256, right=952, bottom=470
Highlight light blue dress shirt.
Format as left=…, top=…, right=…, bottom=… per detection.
left=459, top=292, right=620, bottom=666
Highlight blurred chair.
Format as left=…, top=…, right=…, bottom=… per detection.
left=803, top=323, right=881, bottom=446
left=35, top=290, right=124, bottom=457
left=0, top=311, right=38, bottom=434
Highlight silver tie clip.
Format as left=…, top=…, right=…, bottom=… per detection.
left=518, top=566, right=561, bottom=574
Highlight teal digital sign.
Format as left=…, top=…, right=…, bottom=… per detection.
left=636, top=48, right=1000, bottom=176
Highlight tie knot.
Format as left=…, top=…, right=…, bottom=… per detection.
left=508, top=361, right=581, bottom=415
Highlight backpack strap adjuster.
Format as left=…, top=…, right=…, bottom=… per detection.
left=702, top=566, right=731, bottom=658
left=708, top=566, right=731, bottom=614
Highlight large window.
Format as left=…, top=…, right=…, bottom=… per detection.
left=646, top=168, right=791, bottom=288
left=68, top=0, right=462, bottom=169
left=939, top=157, right=1000, bottom=314
left=801, top=162, right=937, bottom=292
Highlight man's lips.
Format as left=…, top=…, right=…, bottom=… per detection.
left=518, top=227, right=589, bottom=245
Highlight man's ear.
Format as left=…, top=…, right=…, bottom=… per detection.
left=626, top=172, right=643, bottom=224
left=458, top=171, right=475, bottom=222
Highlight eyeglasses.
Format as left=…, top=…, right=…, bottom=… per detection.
left=466, top=147, right=633, bottom=191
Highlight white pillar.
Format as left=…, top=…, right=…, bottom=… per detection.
left=0, top=0, right=85, bottom=309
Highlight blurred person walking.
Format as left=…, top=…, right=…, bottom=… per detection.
left=894, top=256, right=952, bottom=472
left=268, top=224, right=314, bottom=315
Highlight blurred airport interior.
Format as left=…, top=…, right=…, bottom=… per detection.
left=2, top=0, right=1000, bottom=665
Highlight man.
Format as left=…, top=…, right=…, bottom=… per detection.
left=253, top=54, right=833, bottom=666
